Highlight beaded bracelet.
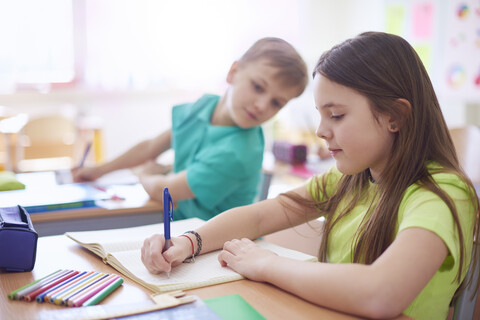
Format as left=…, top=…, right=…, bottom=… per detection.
left=179, top=234, right=194, bottom=262
left=184, top=230, right=202, bottom=261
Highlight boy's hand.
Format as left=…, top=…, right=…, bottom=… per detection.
left=141, top=234, right=193, bottom=274
left=138, top=160, right=173, bottom=175
left=218, top=238, right=278, bottom=282
left=71, top=166, right=102, bottom=182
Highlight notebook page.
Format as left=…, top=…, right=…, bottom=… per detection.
left=105, top=239, right=317, bottom=292
left=66, top=217, right=318, bottom=292
left=110, top=248, right=241, bottom=287
left=65, top=218, right=204, bottom=254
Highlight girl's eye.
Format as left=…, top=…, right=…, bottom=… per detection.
left=331, top=114, right=344, bottom=120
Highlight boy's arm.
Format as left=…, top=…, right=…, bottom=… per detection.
left=73, top=130, right=171, bottom=182
left=139, top=170, right=195, bottom=205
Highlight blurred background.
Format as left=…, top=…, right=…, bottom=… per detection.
left=0, top=0, right=478, bottom=170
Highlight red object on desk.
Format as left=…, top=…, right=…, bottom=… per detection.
left=289, top=163, right=316, bottom=179
left=272, top=141, right=307, bottom=165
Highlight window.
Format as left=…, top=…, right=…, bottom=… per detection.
left=0, top=0, right=74, bottom=92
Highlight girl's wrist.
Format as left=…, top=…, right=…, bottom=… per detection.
left=259, top=254, right=282, bottom=283
left=175, top=235, right=196, bottom=262
left=180, top=231, right=202, bottom=263
left=179, top=234, right=195, bottom=262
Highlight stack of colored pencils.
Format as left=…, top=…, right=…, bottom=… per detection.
left=8, top=269, right=123, bottom=307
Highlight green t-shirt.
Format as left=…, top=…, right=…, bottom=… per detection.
left=172, top=94, right=264, bottom=221
left=307, top=165, right=475, bottom=320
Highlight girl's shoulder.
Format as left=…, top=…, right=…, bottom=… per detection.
left=426, top=162, right=470, bottom=191
left=403, top=162, right=473, bottom=203
left=306, top=166, right=341, bottom=201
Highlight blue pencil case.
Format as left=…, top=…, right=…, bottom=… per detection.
left=0, top=205, right=38, bottom=272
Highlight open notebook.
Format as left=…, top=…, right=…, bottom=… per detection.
left=65, top=218, right=318, bottom=293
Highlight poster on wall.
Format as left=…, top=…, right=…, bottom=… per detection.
left=385, top=0, right=480, bottom=103
left=385, top=1, right=439, bottom=90
left=440, top=0, right=480, bottom=101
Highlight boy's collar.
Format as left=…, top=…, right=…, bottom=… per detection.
left=195, top=94, right=220, bottom=122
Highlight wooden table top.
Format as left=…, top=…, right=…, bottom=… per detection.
left=0, top=235, right=412, bottom=320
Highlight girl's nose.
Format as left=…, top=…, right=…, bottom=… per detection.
left=316, top=120, right=330, bottom=140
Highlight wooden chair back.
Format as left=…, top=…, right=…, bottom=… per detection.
left=449, top=126, right=480, bottom=184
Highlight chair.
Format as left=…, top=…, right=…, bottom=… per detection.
left=452, top=242, right=480, bottom=319
left=2, top=115, right=79, bottom=172
left=449, top=126, right=480, bottom=184
left=448, top=126, right=480, bottom=319
left=0, top=113, right=29, bottom=172
left=255, top=169, right=273, bottom=202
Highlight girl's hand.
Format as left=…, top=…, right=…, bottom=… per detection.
left=218, top=238, right=278, bottom=282
left=141, top=234, right=192, bottom=274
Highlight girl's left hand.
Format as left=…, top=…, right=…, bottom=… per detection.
left=217, top=238, right=278, bottom=282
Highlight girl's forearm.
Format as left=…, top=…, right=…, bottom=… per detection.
left=261, top=257, right=398, bottom=318
left=195, top=187, right=319, bottom=255
left=195, top=202, right=264, bottom=254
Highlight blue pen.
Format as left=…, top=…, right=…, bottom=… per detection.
left=163, top=187, right=173, bottom=277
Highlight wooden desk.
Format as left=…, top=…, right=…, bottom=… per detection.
left=265, top=153, right=336, bottom=199
left=30, top=198, right=164, bottom=237
left=10, top=171, right=164, bottom=236
left=0, top=235, right=412, bottom=320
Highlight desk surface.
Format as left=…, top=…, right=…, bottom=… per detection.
left=13, top=171, right=163, bottom=224
left=0, top=235, right=412, bottom=320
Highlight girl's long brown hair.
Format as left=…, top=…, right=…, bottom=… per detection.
left=282, top=32, right=479, bottom=294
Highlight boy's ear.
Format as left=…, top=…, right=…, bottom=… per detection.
left=226, top=61, right=239, bottom=84
left=388, top=98, right=412, bottom=132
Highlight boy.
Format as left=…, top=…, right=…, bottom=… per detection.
left=73, top=37, right=308, bottom=220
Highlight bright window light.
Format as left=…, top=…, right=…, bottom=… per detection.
left=0, top=0, right=74, bottom=91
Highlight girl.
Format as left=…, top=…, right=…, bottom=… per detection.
left=141, top=32, right=480, bottom=319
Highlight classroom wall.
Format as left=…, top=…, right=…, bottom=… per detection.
left=0, top=0, right=478, bottom=162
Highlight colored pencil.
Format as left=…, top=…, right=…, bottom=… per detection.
left=36, top=271, right=89, bottom=303
left=53, top=273, right=105, bottom=305
left=8, top=269, right=62, bottom=300
left=68, top=274, right=117, bottom=307
left=14, top=269, right=69, bottom=300
left=43, top=271, right=94, bottom=303
left=48, top=271, right=99, bottom=303
left=23, top=270, right=79, bottom=302
left=48, top=271, right=100, bottom=304
left=82, top=277, right=124, bottom=306
left=62, top=273, right=109, bottom=306
left=69, top=274, right=119, bottom=307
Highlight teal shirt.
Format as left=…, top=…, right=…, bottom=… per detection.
left=172, top=94, right=264, bottom=220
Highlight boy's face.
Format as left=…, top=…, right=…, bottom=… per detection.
left=224, top=59, right=300, bottom=129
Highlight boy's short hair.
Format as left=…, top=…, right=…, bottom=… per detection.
left=238, top=37, right=308, bottom=97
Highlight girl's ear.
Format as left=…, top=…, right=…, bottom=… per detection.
left=388, top=121, right=399, bottom=132
left=388, top=98, right=412, bottom=132
left=226, top=61, right=239, bottom=84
